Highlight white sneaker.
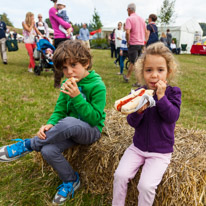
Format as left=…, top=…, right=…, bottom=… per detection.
left=28, top=68, right=33, bottom=73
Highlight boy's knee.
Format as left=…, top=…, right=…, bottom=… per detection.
left=41, top=145, right=59, bottom=161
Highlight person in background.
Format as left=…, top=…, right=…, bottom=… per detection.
left=0, top=17, right=8, bottom=64
left=166, top=29, right=172, bottom=49
left=13, top=30, right=17, bottom=40
left=22, top=12, right=43, bottom=73
left=0, top=40, right=106, bottom=206
left=56, top=0, right=73, bottom=37
left=170, top=40, right=180, bottom=54
left=36, top=14, right=49, bottom=38
left=49, top=0, right=73, bottom=88
left=108, top=29, right=117, bottom=58
left=79, top=23, right=90, bottom=49
left=160, top=32, right=168, bottom=46
left=112, top=42, right=181, bottom=206
left=117, top=23, right=128, bottom=75
left=114, top=22, right=122, bottom=66
left=123, top=3, right=146, bottom=87
left=145, top=14, right=158, bottom=47
left=6, top=28, right=11, bottom=39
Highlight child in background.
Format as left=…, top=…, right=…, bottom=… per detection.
left=117, top=23, right=128, bottom=75
left=0, top=40, right=106, bottom=205
left=45, top=48, right=53, bottom=61
left=112, top=42, right=181, bottom=206
left=56, top=0, right=72, bottom=37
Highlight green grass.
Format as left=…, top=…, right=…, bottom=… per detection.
left=0, top=44, right=206, bottom=205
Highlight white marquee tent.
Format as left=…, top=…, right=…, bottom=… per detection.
left=158, top=18, right=203, bottom=52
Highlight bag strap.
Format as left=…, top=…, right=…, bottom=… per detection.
left=149, top=24, right=158, bottom=39
left=150, top=24, right=155, bottom=33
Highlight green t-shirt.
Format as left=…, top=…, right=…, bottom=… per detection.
left=47, top=70, right=106, bottom=132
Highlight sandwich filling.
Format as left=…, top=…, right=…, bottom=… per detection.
left=117, top=89, right=145, bottom=111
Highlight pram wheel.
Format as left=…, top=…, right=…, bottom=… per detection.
left=125, top=59, right=130, bottom=70
left=34, top=66, right=41, bottom=75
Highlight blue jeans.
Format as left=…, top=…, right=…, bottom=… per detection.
left=120, top=55, right=126, bottom=74
left=30, top=117, right=101, bottom=182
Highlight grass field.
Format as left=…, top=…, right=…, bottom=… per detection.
left=0, top=43, right=206, bottom=205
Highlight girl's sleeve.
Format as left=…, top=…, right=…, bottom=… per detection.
left=127, top=112, right=144, bottom=128
left=156, top=87, right=181, bottom=124
left=50, top=8, right=71, bottom=29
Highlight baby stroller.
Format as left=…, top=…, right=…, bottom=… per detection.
left=33, top=38, right=55, bottom=75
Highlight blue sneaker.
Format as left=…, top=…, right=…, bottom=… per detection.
left=53, top=172, right=80, bottom=205
left=0, top=139, right=32, bottom=162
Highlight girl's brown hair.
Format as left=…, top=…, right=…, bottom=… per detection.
left=135, top=42, right=179, bottom=85
left=25, top=12, right=34, bottom=27
left=53, top=40, right=92, bottom=72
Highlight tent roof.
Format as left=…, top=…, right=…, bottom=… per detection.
left=180, top=18, right=203, bottom=33
left=158, top=18, right=203, bottom=34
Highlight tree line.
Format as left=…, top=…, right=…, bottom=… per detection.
left=1, top=1, right=206, bottom=36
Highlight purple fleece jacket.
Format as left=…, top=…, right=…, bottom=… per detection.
left=49, top=7, right=72, bottom=39
left=127, top=86, right=181, bottom=153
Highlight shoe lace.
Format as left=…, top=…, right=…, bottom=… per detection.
left=9, top=139, right=26, bottom=155
left=57, top=182, right=74, bottom=198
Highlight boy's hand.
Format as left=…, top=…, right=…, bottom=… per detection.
left=155, top=80, right=167, bottom=100
left=61, top=78, right=80, bottom=98
left=137, top=102, right=149, bottom=114
left=37, top=124, right=53, bottom=140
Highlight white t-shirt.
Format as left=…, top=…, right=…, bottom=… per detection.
left=170, top=43, right=176, bottom=49
left=115, top=29, right=123, bottom=49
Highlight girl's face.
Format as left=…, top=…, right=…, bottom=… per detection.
left=30, top=15, right=34, bottom=23
left=143, top=55, right=168, bottom=90
left=62, top=60, right=89, bottom=81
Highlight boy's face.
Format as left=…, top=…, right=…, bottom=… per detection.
left=143, top=55, right=168, bottom=90
left=57, top=4, right=65, bottom=10
left=62, top=60, right=89, bottom=81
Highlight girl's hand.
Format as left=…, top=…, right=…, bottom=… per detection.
left=120, top=50, right=123, bottom=56
left=137, top=102, right=149, bottom=114
left=155, top=80, right=167, bottom=100
left=61, top=78, right=80, bottom=98
left=37, top=124, right=53, bottom=140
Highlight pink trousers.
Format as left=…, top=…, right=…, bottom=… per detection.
left=25, top=43, right=36, bottom=69
left=112, top=144, right=171, bottom=206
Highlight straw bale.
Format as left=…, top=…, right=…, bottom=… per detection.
left=35, top=109, right=206, bottom=206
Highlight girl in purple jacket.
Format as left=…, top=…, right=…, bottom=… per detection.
left=112, top=42, right=181, bottom=206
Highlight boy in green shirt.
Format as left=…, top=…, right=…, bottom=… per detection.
left=0, top=40, right=106, bottom=205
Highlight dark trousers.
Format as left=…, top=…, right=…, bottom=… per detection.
left=115, top=47, right=120, bottom=65
left=30, top=117, right=101, bottom=182
left=110, top=43, right=117, bottom=58
left=53, top=38, right=69, bottom=87
left=172, top=48, right=180, bottom=54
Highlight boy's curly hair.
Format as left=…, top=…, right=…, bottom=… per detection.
left=53, top=40, right=92, bottom=72
left=135, top=42, right=179, bottom=85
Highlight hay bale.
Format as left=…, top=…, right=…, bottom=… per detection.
left=35, top=109, right=206, bottom=206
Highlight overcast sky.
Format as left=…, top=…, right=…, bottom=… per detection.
left=0, top=0, right=206, bottom=29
